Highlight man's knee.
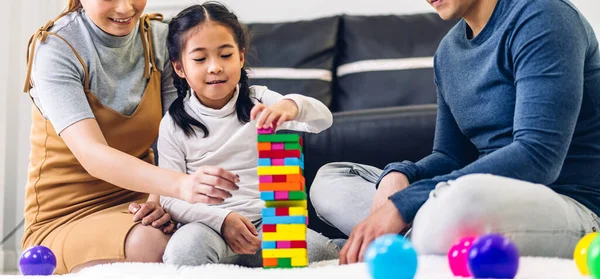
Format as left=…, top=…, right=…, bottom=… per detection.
left=306, top=229, right=339, bottom=262
left=163, top=222, right=224, bottom=265
left=125, top=224, right=170, bottom=262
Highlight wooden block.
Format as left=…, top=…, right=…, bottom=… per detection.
left=278, top=258, right=292, bottom=268
left=277, top=241, right=292, bottom=249
left=271, top=158, right=285, bottom=166
left=257, top=134, right=300, bottom=143
left=265, top=200, right=307, bottom=208
left=275, top=224, right=307, bottom=233
left=257, top=142, right=271, bottom=151
left=259, top=182, right=304, bottom=191
left=286, top=175, right=305, bottom=184
left=258, top=158, right=271, bottom=166
left=258, top=166, right=302, bottom=175
left=263, top=216, right=306, bottom=225
left=271, top=143, right=285, bottom=150
left=262, top=207, right=276, bottom=217
left=283, top=158, right=304, bottom=169
left=287, top=191, right=307, bottom=200
left=259, top=176, right=273, bottom=183
left=260, top=191, right=275, bottom=201
left=291, top=256, right=308, bottom=267
left=263, top=224, right=277, bottom=232
left=262, top=248, right=308, bottom=258
left=257, top=127, right=274, bottom=134
left=263, top=231, right=307, bottom=241
left=275, top=207, right=289, bottom=216
left=273, top=175, right=287, bottom=182
left=259, top=150, right=301, bottom=159
left=284, top=143, right=302, bottom=152
left=288, top=207, right=308, bottom=216
left=274, top=191, right=288, bottom=200
left=262, top=241, right=276, bottom=249
left=291, top=241, right=307, bottom=249
left=263, top=257, right=278, bottom=267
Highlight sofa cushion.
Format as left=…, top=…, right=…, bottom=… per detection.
left=245, top=16, right=340, bottom=107
left=333, top=14, right=456, bottom=112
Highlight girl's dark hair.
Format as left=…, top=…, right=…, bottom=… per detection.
left=167, top=2, right=253, bottom=137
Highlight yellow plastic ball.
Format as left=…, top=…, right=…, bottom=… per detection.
left=574, top=232, right=598, bottom=275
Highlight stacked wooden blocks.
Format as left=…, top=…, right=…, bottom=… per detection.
left=257, top=127, right=309, bottom=268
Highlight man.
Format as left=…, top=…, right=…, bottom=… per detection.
left=310, top=0, right=600, bottom=264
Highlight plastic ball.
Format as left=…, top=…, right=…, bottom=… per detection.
left=467, top=233, right=519, bottom=279
left=587, top=234, right=600, bottom=279
left=448, top=236, right=476, bottom=277
left=574, top=232, right=597, bottom=275
left=19, top=245, right=57, bottom=276
left=364, top=234, right=418, bottom=279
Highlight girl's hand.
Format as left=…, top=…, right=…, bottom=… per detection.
left=221, top=212, right=261, bottom=254
left=251, top=99, right=299, bottom=129
left=177, top=166, right=240, bottom=204
left=128, top=201, right=176, bottom=234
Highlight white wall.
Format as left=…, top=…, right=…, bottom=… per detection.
left=1, top=0, right=599, bottom=272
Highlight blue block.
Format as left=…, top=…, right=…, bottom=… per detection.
left=262, top=241, right=277, bottom=249
left=258, top=158, right=271, bottom=166
left=263, top=216, right=306, bottom=225
left=260, top=191, right=275, bottom=201
left=262, top=208, right=276, bottom=217
left=284, top=157, right=304, bottom=169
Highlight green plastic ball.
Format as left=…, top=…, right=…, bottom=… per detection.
left=587, top=234, right=600, bottom=278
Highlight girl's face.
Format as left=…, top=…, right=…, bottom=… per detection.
left=81, top=0, right=146, bottom=36
left=173, top=21, right=245, bottom=109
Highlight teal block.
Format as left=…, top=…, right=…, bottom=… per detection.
left=261, top=191, right=275, bottom=201
left=262, top=208, right=276, bottom=217
left=258, top=158, right=271, bottom=166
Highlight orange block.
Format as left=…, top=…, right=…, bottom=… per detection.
left=259, top=182, right=304, bottom=191
left=286, top=175, right=305, bottom=184
left=263, top=258, right=278, bottom=267
left=258, top=142, right=271, bottom=151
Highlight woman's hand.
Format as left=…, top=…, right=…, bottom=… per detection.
left=177, top=166, right=240, bottom=204
left=128, top=201, right=176, bottom=234
left=221, top=212, right=261, bottom=254
left=251, top=99, right=299, bottom=129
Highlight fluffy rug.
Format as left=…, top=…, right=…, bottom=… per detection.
left=1, top=257, right=587, bottom=278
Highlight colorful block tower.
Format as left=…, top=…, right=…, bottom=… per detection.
left=257, top=127, right=309, bottom=268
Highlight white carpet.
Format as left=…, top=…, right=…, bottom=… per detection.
left=1, top=257, right=587, bottom=278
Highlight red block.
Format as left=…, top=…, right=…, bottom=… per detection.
left=273, top=175, right=287, bottom=182
left=263, top=224, right=277, bottom=232
left=258, top=150, right=301, bottom=159
left=291, top=241, right=307, bottom=248
left=275, top=208, right=289, bottom=216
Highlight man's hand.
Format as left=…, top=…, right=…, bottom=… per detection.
left=340, top=200, right=407, bottom=264
left=221, top=212, right=261, bottom=254
left=370, top=172, right=409, bottom=214
left=129, top=201, right=175, bottom=234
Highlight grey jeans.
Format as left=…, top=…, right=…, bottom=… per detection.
left=163, top=220, right=339, bottom=266
left=309, top=162, right=600, bottom=258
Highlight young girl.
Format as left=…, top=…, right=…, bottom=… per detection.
left=22, top=0, right=236, bottom=274
left=159, top=3, right=339, bottom=266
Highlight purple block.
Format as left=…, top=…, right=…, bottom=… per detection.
left=275, top=191, right=289, bottom=200
left=259, top=176, right=273, bottom=183
left=271, top=143, right=285, bottom=150
left=257, top=127, right=274, bottom=134
left=272, top=158, right=285, bottom=166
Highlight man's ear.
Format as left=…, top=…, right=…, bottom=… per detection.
left=172, top=60, right=186, bottom=78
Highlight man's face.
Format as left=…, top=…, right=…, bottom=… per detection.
left=427, top=0, right=478, bottom=20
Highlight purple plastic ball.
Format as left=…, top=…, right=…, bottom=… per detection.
left=19, top=245, right=57, bottom=276
left=467, top=234, right=519, bottom=279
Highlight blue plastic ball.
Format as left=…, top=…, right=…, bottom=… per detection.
left=467, top=234, right=519, bottom=279
left=19, top=245, right=57, bottom=276
left=365, top=234, right=418, bottom=279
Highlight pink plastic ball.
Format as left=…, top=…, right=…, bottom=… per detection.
left=448, top=236, right=477, bottom=277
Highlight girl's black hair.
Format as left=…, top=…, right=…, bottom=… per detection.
left=167, top=2, right=253, bottom=137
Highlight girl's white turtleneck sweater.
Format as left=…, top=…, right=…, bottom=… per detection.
left=158, top=85, right=332, bottom=232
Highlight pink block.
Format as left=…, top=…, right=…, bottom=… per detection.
left=271, top=143, right=284, bottom=150
left=272, top=158, right=285, bottom=166
left=257, top=127, right=274, bottom=134
left=277, top=241, right=292, bottom=249
left=275, top=191, right=289, bottom=200
left=259, top=176, right=273, bottom=183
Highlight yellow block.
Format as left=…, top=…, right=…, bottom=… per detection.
left=291, top=256, right=308, bottom=267
left=257, top=166, right=302, bottom=175
left=266, top=200, right=307, bottom=208
left=263, top=231, right=307, bottom=241
left=262, top=248, right=308, bottom=258
left=275, top=224, right=307, bottom=233
left=288, top=207, right=308, bottom=216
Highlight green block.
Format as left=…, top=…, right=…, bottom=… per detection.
left=289, top=191, right=307, bottom=200
left=278, top=258, right=292, bottom=267
left=258, top=134, right=300, bottom=143
left=284, top=143, right=303, bottom=152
